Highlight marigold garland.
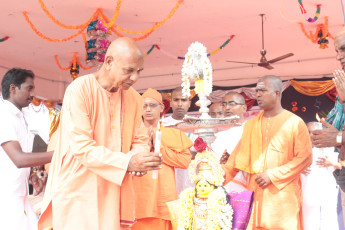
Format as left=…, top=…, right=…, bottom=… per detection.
left=23, top=11, right=88, bottom=42
left=23, top=0, right=184, bottom=42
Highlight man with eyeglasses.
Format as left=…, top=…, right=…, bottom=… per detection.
left=208, top=102, right=224, bottom=118
left=39, top=37, right=162, bottom=230
left=223, top=75, right=312, bottom=229
left=132, top=88, right=192, bottom=230
left=211, top=92, right=248, bottom=192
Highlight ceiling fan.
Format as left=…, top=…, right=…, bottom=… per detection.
left=226, top=14, right=294, bottom=70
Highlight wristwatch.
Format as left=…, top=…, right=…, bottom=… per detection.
left=337, top=131, right=343, bottom=145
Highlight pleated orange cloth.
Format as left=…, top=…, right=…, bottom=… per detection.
left=132, top=126, right=193, bottom=229
left=132, top=217, right=173, bottom=230
left=224, top=110, right=312, bottom=230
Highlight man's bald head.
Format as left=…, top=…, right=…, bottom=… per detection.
left=224, top=92, right=245, bottom=104
left=105, top=37, right=143, bottom=61
left=336, top=27, right=345, bottom=40
left=100, top=37, right=144, bottom=92
left=335, top=27, right=345, bottom=70
left=208, top=102, right=223, bottom=118
left=258, top=75, right=283, bottom=94
left=256, top=75, right=283, bottom=111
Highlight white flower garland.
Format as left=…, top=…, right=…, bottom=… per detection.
left=207, top=187, right=233, bottom=230
left=181, top=42, right=213, bottom=98
left=177, top=187, right=233, bottom=230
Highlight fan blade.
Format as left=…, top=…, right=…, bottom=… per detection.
left=226, top=60, right=259, bottom=65
left=258, top=63, right=274, bottom=70
left=267, top=53, right=294, bottom=64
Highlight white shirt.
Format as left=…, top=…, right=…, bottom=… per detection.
left=301, top=147, right=339, bottom=206
left=211, top=124, right=248, bottom=193
left=0, top=100, right=35, bottom=196
left=211, top=124, right=244, bottom=160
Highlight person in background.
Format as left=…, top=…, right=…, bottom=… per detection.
left=132, top=88, right=192, bottom=230
left=302, top=122, right=339, bottom=230
left=164, top=86, right=197, bottom=195
left=0, top=68, right=53, bottom=230
left=208, top=102, right=223, bottom=118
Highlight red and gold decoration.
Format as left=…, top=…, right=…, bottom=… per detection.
left=54, top=52, right=92, bottom=80
left=0, top=36, right=9, bottom=42
left=23, top=0, right=184, bottom=42
left=299, top=16, right=334, bottom=49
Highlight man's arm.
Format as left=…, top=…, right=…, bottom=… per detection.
left=266, top=121, right=313, bottom=190
left=64, top=86, right=161, bottom=185
left=159, top=128, right=193, bottom=169
left=222, top=140, right=241, bottom=185
left=312, top=119, right=342, bottom=148
left=1, top=141, right=53, bottom=168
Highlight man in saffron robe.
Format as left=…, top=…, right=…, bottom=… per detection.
left=223, top=75, right=312, bottom=230
left=38, top=37, right=162, bottom=230
left=132, top=88, right=193, bottom=230
left=164, top=86, right=197, bottom=194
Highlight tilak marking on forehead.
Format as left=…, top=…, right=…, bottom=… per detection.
left=256, top=82, right=265, bottom=88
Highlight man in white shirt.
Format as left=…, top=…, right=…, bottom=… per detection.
left=164, top=86, right=197, bottom=195
left=212, top=92, right=247, bottom=192
left=302, top=122, right=339, bottom=230
left=0, top=68, right=53, bottom=230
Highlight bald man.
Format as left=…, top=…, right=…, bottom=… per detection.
left=223, top=75, right=312, bottom=229
left=208, top=102, right=223, bottom=118
left=38, top=37, right=162, bottom=230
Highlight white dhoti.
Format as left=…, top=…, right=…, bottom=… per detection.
left=0, top=195, right=38, bottom=230
left=302, top=147, right=339, bottom=230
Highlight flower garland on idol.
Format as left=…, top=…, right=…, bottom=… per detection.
left=181, top=42, right=213, bottom=98
left=177, top=138, right=233, bottom=230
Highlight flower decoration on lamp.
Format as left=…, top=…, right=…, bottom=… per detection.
left=181, top=42, right=213, bottom=117
left=84, top=19, right=111, bottom=68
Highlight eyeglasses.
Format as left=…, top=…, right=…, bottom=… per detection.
left=143, top=103, right=160, bottom=109
left=221, top=101, right=244, bottom=107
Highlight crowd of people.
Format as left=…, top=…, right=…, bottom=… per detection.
left=2, top=28, right=345, bottom=230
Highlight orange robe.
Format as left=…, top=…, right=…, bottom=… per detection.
left=132, top=126, right=193, bottom=230
left=224, top=110, right=312, bottom=230
left=38, top=74, right=149, bottom=230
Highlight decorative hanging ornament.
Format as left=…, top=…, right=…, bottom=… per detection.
left=85, top=19, right=111, bottom=68
left=317, top=25, right=329, bottom=49
left=70, top=64, right=80, bottom=80
left=298, top=1, right=321, bottom=23
left=55, top=52, right=92, bottom=80
left=299, top=16, right=334, bottom=49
